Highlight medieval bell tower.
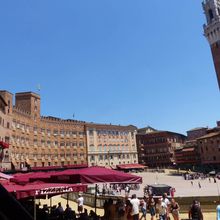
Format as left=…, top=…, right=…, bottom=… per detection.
left=203, top=0, right=220, bottom=89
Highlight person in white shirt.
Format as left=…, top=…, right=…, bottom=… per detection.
left=130, top=194, right=140, bottom=220
left=156, top=199, right=168, bottom=220
left=162, top=193, right=170, bottom=218
left=77, top=194, right=84, bottom=214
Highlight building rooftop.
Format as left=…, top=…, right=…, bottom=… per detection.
left=15, top=91, right=40, bottom=98
left=187, top=127, right=208, bottom=132
left=197, top=131, right=220, bottom=140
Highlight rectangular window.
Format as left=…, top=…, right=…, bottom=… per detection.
left=34, top=139, right=38, bottom=146
left=60, top=130, right=65, bottom=136
left=34, top=126, right=37, bottom=133
left=53, top=130, right=58, bottom=136
left=47, top=129, right=51, bottom=135
left=72, top=131, right=77, bottom=136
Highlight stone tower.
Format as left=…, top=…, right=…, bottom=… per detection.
left=15, top=92, right=41, bottom=121
left=203, top=0, right=220, bottom=89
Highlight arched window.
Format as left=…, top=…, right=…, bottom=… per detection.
left=209, top=9, right=214, bottom=20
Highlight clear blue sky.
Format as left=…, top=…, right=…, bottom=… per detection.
left=0, top=0, right=219, bottom=135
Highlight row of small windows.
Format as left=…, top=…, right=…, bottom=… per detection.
left=12, top=136, right=85, bottom=147
left=34, top=140, right=85, bottom=147
left=12, top=153, right=85, bottom=158
left=199, top=139, right=220, bottom=145
left=27, top=161, right=82, bottom=168
left=145, top=148, right=169, bottom=154
left=140, top=137, right=181, bottom=145
left=15, top=161, right=84, bottom=168
left=145, top=155, right=171, bottom=161
left=12, top=121, right=85, bottom=136
left=89, top=145, right=133, bottom=152
left=93, top=161, right=137, bottom=166
left=90, top=130, right=132, bottom=136
left=90, top=154, right=136, bottom=161
left=200, top=146, right=220, bottom=153
left=96, top=136, right=130, bottom=141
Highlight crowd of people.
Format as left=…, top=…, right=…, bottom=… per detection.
left=102, top=193, right=172, bottom=220
left=20, top=188, right=204, bottom=220
left=97, top=184, right=140, bottom=196
left=101, top=193, right=204, bottom=220
left=20, top=194, right=101, bottom=220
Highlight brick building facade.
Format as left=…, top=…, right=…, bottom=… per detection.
left=197, top=130, right=220, bottom=168
left=7, top=91, right=88, bottom=170
left=0, top=90, right=139, bottom=171
left=0, top=91, right=12, bottom=170
left=174, top=128, right=208, bottom=168
left=137, top=130, right=186, bottom=168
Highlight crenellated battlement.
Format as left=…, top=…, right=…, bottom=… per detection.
left=13, top=106, right=32, bottom=118
left=41, top=116, right=85, bottom=125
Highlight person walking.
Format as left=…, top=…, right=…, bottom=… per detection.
left=170, top=199, right=180, bottom=220
left=156, top=199, right=168, bottom=220
left=139, top=196, right=147, bottom=220
left=56, top=202, right=64, bottom=220
left=130, top=194, right=140, bottom=220
left=148, top=195, right=156, bottom=220
left=188, top=200, right=203, bottom=220
left=77, top=194, right=84, bottom=214
left=64, top=204, right=73, bottom=220
left=162, top=193, right=170, bottom=219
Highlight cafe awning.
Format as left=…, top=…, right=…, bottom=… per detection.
left=2, top=181, right=87, bottom=199
left=50, top=166, right=142, bottom=184
left=12, top=166, right=142, bottom=184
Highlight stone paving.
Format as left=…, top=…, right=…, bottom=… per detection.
left=131, top=171, right=220, bottom=198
